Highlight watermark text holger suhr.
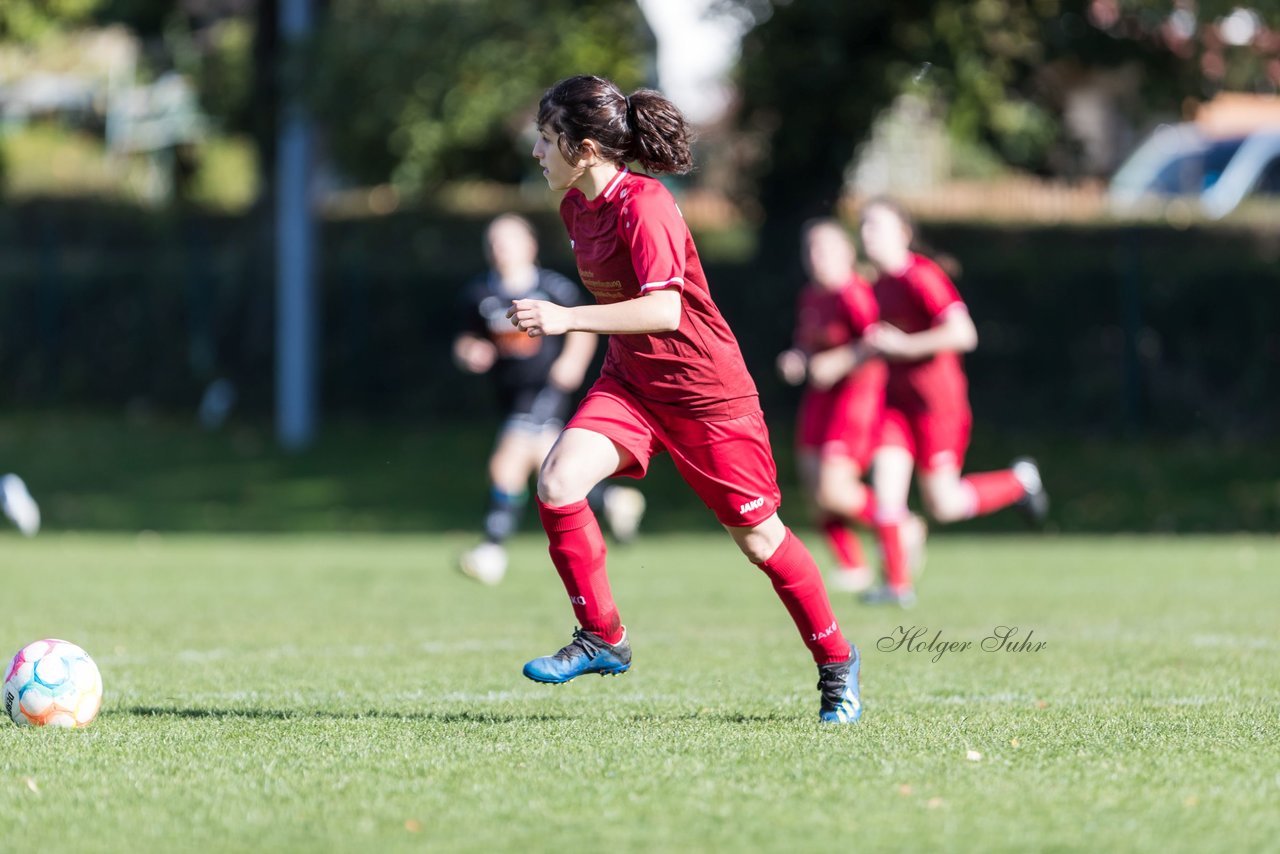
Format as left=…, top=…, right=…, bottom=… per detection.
left=878, top=626, right=1047, bottom=663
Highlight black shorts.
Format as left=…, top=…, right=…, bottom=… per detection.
left=498, top=385, right=571, bottom=435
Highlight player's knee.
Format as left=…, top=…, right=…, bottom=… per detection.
left=536, top=457, right=585, bottom=506
left=812, top=482, right=840, bottom=515
left=489, top=456, right=527, bottom=491
left=923, top=490, right=965, bottom=523
left=814, top=481, right=864, bottom=517
left=535, top=470, right=571, bottom=506
left=731, top=524, right=785, bottom=564
left=735, top=533, right=773, bottom=564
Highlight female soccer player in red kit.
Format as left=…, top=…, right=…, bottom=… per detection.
left=507, top=75, right=862, bottom=723
left=777, top=220, right=923, bottom=594
left=855, top=198, right=1048, bottom=605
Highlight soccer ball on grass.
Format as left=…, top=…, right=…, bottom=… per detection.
left=3, top=639, right=103, bottom=728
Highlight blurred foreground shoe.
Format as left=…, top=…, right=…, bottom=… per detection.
left=522, top=627, right=631, bottom=683
left=457, top=542, right=508, bottom=586
left=817, top=644, right=862, bottom=724
left=860, top=585, right=917, bottom=609
left=1012, top=457, right=1049, bottom=528
left=826, top=566, right=873, bottom=593
left=602, top=485, right=646, bottom=544
left=1, top=474, right=40, bottom=537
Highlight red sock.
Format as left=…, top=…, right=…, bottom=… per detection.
left=821, top=516, right=867, bottom=569
left=756, top=529, right=850, bottom=665
left=961, top=470, right=1026, bottom=518
left=875, top=515, right=910, bottom=591
left=536, top=497, right=622, bottom=643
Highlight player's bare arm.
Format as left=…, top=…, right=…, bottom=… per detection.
left=866, top=308, right=977, bottom=361
left=805, top=340, right=875, bottom=391
left=453, top=333, right=497, bottom=373
left=548, top=330, right=597, bottom=391
left=508, top=289, right=682, bottom=337
left=776, top=348, right=808, bottom=386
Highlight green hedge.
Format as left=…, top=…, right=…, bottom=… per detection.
left=1, top=200, right=1277, bottom=439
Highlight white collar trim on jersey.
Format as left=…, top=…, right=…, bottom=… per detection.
left=602, top=168, right=629, bottom=201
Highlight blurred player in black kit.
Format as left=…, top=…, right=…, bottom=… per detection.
left=454, top=214, right=645, bottom=585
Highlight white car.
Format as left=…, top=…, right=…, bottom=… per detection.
left=1108, top=123, right=1280, bottom=219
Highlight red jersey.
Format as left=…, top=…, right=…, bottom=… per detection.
left=560, top=169, right=758, bottom=420
left=794, top=276, right=878, bottom=352
left=873, top=253, right=969, bottom=415
left=793, top=276, right=887, bottom=393
left=792, top=276, right=886, bottom=463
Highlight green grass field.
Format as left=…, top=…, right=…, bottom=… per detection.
left=3, top=413, right=1278, bottom=533
left=1, top=532, right=1277, bottom=852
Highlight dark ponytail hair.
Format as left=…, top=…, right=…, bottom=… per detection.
left=536, top=75, right=694, bottom=175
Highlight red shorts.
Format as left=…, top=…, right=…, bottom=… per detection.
left=879, top=406, right=972, bottom=473
left=796, top=381, right=882, bottom=468
left=566, top=378, right=782, bottom=527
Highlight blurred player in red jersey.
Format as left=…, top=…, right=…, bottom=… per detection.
left=454, top=214, right=646, bottom=586
left=854, top=197, right=1047, bottom=606
left=507, top=75, right=862, bottom=723
left=776, top=219, right=923, bottom=594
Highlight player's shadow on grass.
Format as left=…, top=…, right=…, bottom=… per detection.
left=118, top=706, right=566, bottom=723
left=118, top=706, right=795, bottom=724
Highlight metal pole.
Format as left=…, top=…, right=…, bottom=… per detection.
left=275, top=0, right=317, bottom=450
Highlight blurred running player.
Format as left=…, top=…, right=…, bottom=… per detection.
left=851, top=197, right=1047, bottom=606
left=454, top=214, right=645, bottom=585
left=509, top=75, right=863, bottom=723
left=776, top=219, right=921, bottom=593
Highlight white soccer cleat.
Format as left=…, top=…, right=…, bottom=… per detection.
left=1011, top=457, right=1043, bottom=495
left=1012, top=457, right=1050, bottom=527
left=602, top=485, right=646, bottom=544
left=1, top=474, right=40, bottom=537
left=458, top=542, right=508, bottom=586
left=826, top=566, right=873, bottom=593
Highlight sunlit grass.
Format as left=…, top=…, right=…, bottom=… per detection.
left=0, top=532, right=1275, bottom=851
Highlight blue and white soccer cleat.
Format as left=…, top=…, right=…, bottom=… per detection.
left=817, top=644, right=863, bottom=724
left=522, top=627, right=632, bottom=684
